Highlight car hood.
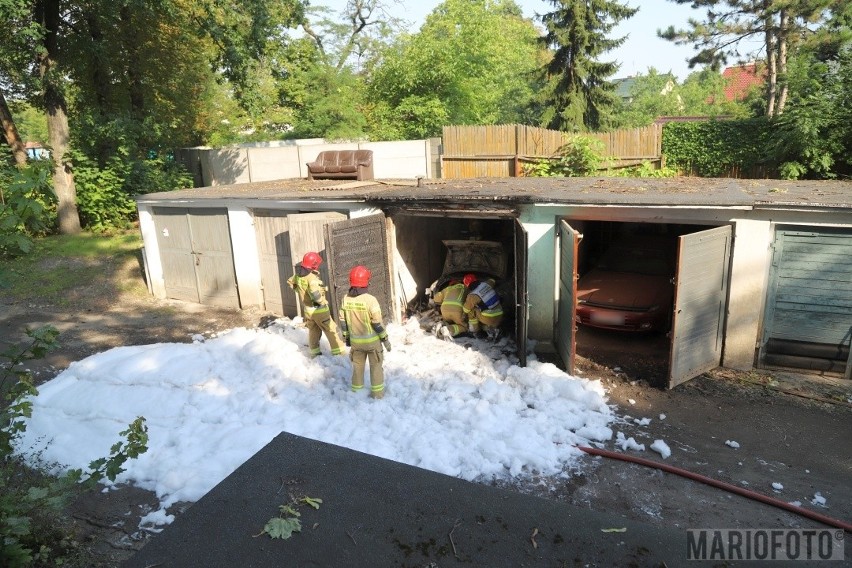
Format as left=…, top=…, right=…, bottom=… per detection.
left=577, top=269, right=671, bottom=309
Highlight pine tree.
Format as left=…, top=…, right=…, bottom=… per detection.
left=538, top=0, right=638, bottom=132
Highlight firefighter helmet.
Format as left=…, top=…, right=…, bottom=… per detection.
left=349, top=265, right=372, bottom=287
left=302, top=251, right=323, bottom=270
left=463, top=273, right=476, bottom=287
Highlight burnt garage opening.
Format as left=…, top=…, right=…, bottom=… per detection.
left=388, top=208, right=527, bottom=364
left=558, top=220, right=732, bottom=389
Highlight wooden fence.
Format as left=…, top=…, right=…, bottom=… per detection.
left=441, top=124, right=663, bottom=179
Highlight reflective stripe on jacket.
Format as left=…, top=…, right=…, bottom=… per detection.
left=434, top=282, right=467, bottom=320
left=340, top=293, right=386, bottom=350
left=287, top=271, right=329, bottom=317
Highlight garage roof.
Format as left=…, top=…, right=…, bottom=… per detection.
left=136, top=177, right=852, bottom=210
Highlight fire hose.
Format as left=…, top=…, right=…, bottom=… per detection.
left=576, top=445, right=852, bottom=533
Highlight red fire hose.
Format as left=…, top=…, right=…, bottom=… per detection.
left=576, top=445, right=852, bottom=533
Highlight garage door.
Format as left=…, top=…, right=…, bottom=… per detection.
left=760, top=228, right=852, bottom=377
left=254, top=211, right=346, bottom=317
left=556, top=220, right=581, bottom=375
left=668, top=225, right=733, bottom=388
left=152, top=207, right=239, bottom=308
left=325, top=214, right=393, bottom=323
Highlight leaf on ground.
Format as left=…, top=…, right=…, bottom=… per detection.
left=263, top=517, right=302, bottom=539
left=601, top=527, right=627, bottom=533
left=302, top=496, right=323, bottom=509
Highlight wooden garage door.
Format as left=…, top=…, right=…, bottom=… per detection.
left=152, top=207, right=239, bottom=308
left=556, top=220, right=581, bottom=375
left=254, top=211, right=298, bottom=317
left=761, top=228, right=852, bottom=376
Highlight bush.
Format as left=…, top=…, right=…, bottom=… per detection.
left=523, top=135, right=607, bottom=177
left=1, top=326, right=148, bottom=567
left=0, top=162, right=57, bottom=259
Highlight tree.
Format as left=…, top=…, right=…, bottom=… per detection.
left=537, top=0, right=638, bottom=132
left=368, top=0, right=544, bottom=138
left=659, top=0, right=845, bottom=117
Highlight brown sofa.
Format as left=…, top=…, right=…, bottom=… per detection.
left=306, top=150, right=374, bottom=181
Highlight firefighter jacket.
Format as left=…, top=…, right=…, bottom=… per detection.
left=464, top=280, right=503, bottom=318
left=433, top=282, right=467, bottom=321
left=287, top=269, right=330, bottom=317
left=340, top=291, right=387, bottom=352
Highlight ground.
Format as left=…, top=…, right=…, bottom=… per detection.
left=2, top=252, right=850, bottom=566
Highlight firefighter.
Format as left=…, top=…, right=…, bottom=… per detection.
left=431, top=278, right=468, bottom=340
left=340, top=265, right=392, bottom=399
left=286, top=251, right=345, bottom=357
left=463, top=273, right=504, bottom=340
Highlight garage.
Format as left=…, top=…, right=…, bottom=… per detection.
left=556, top=220, right=732, bottom=388
left=150, top=207, right=240, bottom=308
left=321, top=209, right=529, bottom=365
left=759, top=226, right=852, bottom=377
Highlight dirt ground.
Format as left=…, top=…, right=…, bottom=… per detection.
left=2, top=254, right=850, bottom=566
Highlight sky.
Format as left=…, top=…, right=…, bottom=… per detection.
left=313, top=0, right=705, bottom=80
left=10, top=315, right=660, bottom=529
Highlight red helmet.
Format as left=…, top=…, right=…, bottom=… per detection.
left=463, top=273, right=476, bottom=287
left=302, top=251, right=322, bottom=271
left=349, top=265, right=372, bottom=287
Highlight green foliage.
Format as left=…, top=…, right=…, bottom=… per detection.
left=73, top=152, right=192, bottom=232
left=608, top=161, right=678, bottom=178
left=662, top=119, right=774, bottom=177
left=538, top=0, right=638, bottom=131
left=0, top=162, right=57, bottom=258
left=523, top=136, right=607, bottom=177
left=368, top=0, right=544, bottom=138
left=1, top=325, right=149, bottom=566
left=258, top=496, right=322, bottom=540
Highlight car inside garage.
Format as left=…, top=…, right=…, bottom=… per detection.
left=557, top=220, right=732, bottom=388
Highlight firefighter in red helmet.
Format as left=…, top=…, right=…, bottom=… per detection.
left=339, top=265, right=391, bottom=399
left=463, top=273, right=504, bottom=340
left=287, top=251, right=345, bottom=357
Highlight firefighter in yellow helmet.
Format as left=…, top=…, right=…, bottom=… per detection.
left=286, top=251, right=345, bottom=357
left=462, top=273, right=504, bottom=341
left=340, top=265, right=391, bottom=399
left=431, top=277, right=468, bottom=340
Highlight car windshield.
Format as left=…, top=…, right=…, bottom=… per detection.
left=596, top=244, right=671, bottom=276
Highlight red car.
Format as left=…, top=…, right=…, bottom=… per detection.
left=575, top=239, right=675, bottom=332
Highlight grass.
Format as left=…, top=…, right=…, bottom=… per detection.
left=0, top=230, right=144, bottom=305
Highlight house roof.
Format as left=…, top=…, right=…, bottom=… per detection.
left=137, top=176, right=852, bottom=211
left=722, top=63, right=764, bottom=101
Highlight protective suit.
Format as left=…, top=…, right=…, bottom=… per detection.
left=463, top=275, right=504, bottom=339
left=340, top=266, right=391, bottom=399
left=287, top=252, right=344, bottom=357
left=432, top=281, right=468, bottom=338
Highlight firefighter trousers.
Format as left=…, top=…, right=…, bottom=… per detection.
left=307, top=310, right=344, bottom=356
left=350, top=348, right=384, bottom=399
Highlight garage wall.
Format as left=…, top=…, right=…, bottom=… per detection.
left=228, top=207, right=264, bottom=308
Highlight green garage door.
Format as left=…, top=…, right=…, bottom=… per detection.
left=761, top=228, right=852, bottom=377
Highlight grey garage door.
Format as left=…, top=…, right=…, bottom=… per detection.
left=152, top=207, right=239, bottom=308
left=761, top=228, right=852, bottom=377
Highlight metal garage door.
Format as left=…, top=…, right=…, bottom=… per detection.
left=514, top=219, right=529, bottom=367
left=326, top=214, right=393, bottom=323
left=761, top=228, right=852, bottom=377
left=152, top=207, right=239, bottom=308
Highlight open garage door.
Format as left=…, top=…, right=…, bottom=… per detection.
left=325, top=214, right=393, bottom=323
left=514, top=219, right=529, bottom=366
left=289, top=212, right=347, bottom=316
left=557, top=221, right=581, bottom=375
left=254, top=211, right=297, bottom=316
left=668, top=225, right=732, bottom=388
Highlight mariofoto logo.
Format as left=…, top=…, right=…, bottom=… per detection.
left=686, top=528, right=846, bottom=561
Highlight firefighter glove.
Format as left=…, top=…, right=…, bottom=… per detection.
left=382, top=338, right=392, bottom=352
